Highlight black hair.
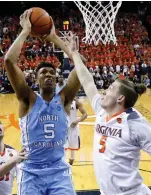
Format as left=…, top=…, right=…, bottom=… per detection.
left=35, top=62, right=55, bottom=75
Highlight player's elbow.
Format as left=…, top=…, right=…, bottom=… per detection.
left=83, top=112, right=88, bottom=120
left=84, top=112, right=88, bottom=119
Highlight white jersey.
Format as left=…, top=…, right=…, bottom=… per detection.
left=70, top=100, right=78, bottom=124
left=91, top=94, right=151, bottom=195
left=0, top=145, right=17, bottom=195
left=65, top=100, right=80, bottom=149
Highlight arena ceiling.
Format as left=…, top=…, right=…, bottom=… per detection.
left=0, top=1, right=151, bottom=16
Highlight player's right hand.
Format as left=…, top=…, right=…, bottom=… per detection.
left=65, top=31, right=78, bottom=54
left=13, top=148, right=28, bottom=163
left=20, top=9, right=32, bottom=34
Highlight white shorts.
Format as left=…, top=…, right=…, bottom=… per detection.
left=65, top=126, right=80, bottom=150
left=135, top=184, right=151, bottom=195
left=100, top=184, right=151, bottom=195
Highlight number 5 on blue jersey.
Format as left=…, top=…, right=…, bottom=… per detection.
left=44, top=124, right=55, bottom=139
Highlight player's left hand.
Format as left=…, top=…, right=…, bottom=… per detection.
left=13, top=148, right=28, bottom=163
left=70, top=121, right=78, bottom=128
left=20, top=9, right=32, bottom=35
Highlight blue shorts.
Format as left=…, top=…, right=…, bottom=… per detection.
left=17, top=162, right=76, bottom=195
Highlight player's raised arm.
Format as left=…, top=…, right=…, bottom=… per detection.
left=45, top=25, right=87, bottom=103
left=4, top=10, right=35, bottom=101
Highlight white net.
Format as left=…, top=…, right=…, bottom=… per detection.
left=74, top=1, right=122, bottom=45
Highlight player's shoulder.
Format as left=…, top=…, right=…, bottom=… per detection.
left=126, top=108, right=150, bottom=127
left=126, top=108, right=142, bottom=121
left=5, top=144, right=17, bottom=153
left=5, top=144, right=15, bottom=150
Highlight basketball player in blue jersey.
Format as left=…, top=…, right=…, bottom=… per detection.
left=4, top=10, right=85, bottom=195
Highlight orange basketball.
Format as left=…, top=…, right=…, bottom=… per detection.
left=30, top=7, right=53, bottom=37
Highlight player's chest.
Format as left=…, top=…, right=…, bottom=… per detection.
left=95, top=116, right=131, bottom=147
left=0, top=151, right=13, bottom=164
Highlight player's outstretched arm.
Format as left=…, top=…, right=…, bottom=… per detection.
left=66, top=32, right=99, bottom=103
left=45, top=23, right=86, bottom=63
left=4, top=10, right=35, bottom=101
left=0, top=149, right=27, bottom=178
left=45, top=25, right=87, bottom=103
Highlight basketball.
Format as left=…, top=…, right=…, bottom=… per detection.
left=30, top=7, right=53, bottom=37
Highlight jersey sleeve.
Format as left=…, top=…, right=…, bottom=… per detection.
left=129, top=118, right=151, bottom=154
left=91, top=93, right=104, bottom=114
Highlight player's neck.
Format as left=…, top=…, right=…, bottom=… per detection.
left=0, top=140, right=4, bottom=153
left=40, top=89, right=55, bottom=102
left=106, top=106, right=125, bottom=118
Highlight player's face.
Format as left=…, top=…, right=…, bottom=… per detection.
left=0, top=123, right=4, bottom=138
left=100, top=81, right=121, bottom=110
left=37, top=67, right=56, bottom=92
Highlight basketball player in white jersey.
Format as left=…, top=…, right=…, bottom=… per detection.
left=66, top=98, right=87, bottom=165
left=0, top=121, right=27, bottom=195
left=67, top=32, right=151, bottom=195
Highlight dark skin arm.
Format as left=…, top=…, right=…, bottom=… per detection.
left=46, top=28, right=86, bottom=110
left=4, top=10, right=36, bottom=118
left=60, top=69, right=80, bottom=107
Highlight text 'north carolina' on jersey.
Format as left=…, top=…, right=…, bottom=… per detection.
left=91, top=94, right=151, bottom=195
left=0, top=145, right=17, bottom=195
left=19, top=94, right=68, bottom=166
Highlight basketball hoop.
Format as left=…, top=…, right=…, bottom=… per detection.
left=74, top=1, right=122, bottom=45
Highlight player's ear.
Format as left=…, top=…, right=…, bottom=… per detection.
left=117, top=95, right=125, bottom=103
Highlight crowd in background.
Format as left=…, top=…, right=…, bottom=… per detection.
left=1, top=7, right=151, bottom=93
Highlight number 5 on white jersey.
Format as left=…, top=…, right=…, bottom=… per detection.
left=99, top=135, right=107, bottom=153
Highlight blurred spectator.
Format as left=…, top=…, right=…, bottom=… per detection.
left=140, top=61, right=148, bottom=82
left=56, top=75, right=66, bottom=94
left=143, top=76, right=150, bottom=88
left=31, top=79, right=39, bottom=91
left=96, top=77, right=104, bottom=89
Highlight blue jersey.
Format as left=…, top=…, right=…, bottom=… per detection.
left=19, top=93, right=68, bottom=168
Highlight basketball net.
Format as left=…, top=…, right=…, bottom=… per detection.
left=74, top=1, right=122, bottom=45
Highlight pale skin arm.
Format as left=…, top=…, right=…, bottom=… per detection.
left=70, top=99, right=88, bottom=128
left=45, top=24, right=86, bottom=63
left=0, top=149, right=27, bottom=178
